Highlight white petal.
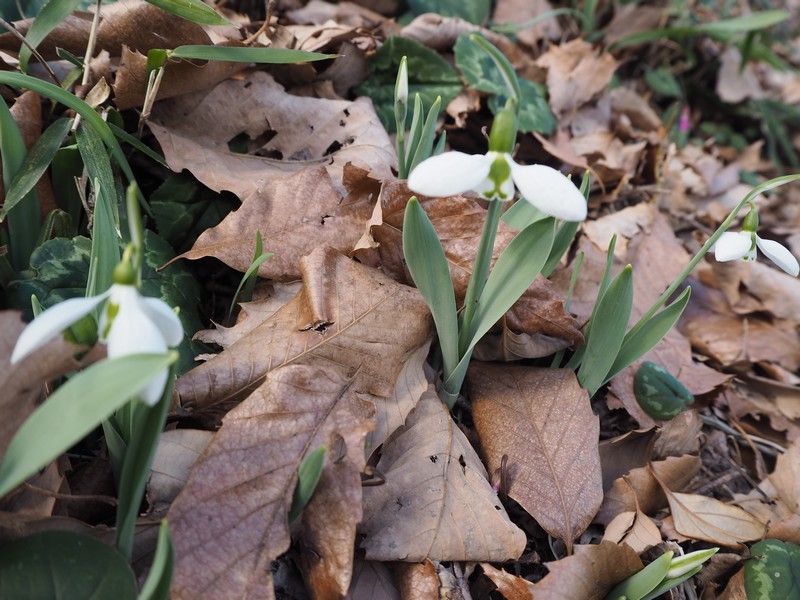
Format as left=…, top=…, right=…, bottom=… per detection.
left=713, top=231, right=753, bottom=262
left=407, top=151, right=493, bottom=197
left=756, top=236, right=800, bottom=276
left=107, top=303, right=169, bottom=406
left=141, top=298, right=183, bottom=347
left=510, top=162, right=587, bottom=221
left=11, top=293, right=109, bottom=364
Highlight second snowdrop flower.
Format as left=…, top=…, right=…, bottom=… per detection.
left=713, top=208, right=799, bottom=276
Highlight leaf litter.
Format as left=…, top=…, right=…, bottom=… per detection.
left=3, top=0, right=800, bottom=598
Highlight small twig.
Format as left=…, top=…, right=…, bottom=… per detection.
left=72, top=0, right=103, bottom=131
left=699, top=413, right=785, bottom=456
left=0, top=18, right=59, bottom=85
left=243, top=0, right=277, bottom=45
left=23, top=482, right=118, bottom=506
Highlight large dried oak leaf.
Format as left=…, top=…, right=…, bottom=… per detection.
left=177, top=247, right=432, bottom=451
left=149, top=71, right=394, bottom=199
left=468, top=364, right=602, bottom=552
left=177, top=166, right=373, bottom=280
left=168, top=363, right=375, bottom=600
left=359, top=388, right=526, bottom=562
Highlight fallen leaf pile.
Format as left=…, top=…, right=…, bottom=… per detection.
left=4, top=0, right=800, bottom=598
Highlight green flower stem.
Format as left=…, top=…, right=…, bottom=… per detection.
left=459, top=199, right=503, bottom=355
left=626, top=174, right=800, bottom=341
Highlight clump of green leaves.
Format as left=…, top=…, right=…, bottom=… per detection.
left=606, top=548, right=719, bottom=600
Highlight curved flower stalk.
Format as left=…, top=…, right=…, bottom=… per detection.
left=11, top=265, right=182, bottom=406
left=408, top=150, right=587, bottom=221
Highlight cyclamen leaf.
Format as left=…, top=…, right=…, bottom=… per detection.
left=577, top=265, right=633, bottom=396
left=745, top=539, right=800, bottom=600
left=0, top=352, right=178, bottom=499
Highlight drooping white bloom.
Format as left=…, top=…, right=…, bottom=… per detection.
left=11, top=284, right=183, bottom=405
left=407, top=150, right=587, bottom=222
left=713, top=230, right=799, bottom=276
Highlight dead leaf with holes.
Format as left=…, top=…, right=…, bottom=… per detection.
left=531, top=541, right=643, bottom=600
left=149, top=71, right=395, bottom=199
left=468, top=364, right=602, bottom=552
left=359, top=387, right=526, bottom=562
left=168, top=363, right=375, bottom=600
left=177, top=247, right=431, bottom=453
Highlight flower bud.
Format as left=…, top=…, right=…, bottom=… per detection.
left=394, top=56, right=408, bottom=131
left=743, top=206, right=759, bottom=232
left=488, top=99, right=518, bottom=153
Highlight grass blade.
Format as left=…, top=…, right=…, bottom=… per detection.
left=18, top=0, right=83, bottom=72
left=144, top=0, right=230, bottom=25
left=170, top=45, right=335, bottom=63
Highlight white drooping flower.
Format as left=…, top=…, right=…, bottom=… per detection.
left=407, top=150, right=587, bottom=222
left=11, top=284, right=183, bottom=405
left=713, top=230, right=799, bottom=276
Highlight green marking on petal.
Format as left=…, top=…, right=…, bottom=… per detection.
left=485, top=154, right=512, bottom=200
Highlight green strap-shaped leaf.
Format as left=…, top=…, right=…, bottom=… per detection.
left=577, top=265, right=633, bottom=396
left=170, top=45, right=335, bottom=63
left=605, top=551, right=673, bottom=600
left=2, top=118, right=71, bottom=222
left=442, top=218, right=556, bottom=398
left=402, top=198, right=460, bottom=378
left=144, top=0, right=230, bottom=25
left=109, top=122, right=167, bottom=166
left=139, top=521, right=175, bottom=600
left=407, top=95, right=442, bottom=174
left=18, top=0, right=83, bottom=72
left=0, top=530, right=137, bottom=599
left=0, top=352, right=177, bottom=499
left=603, top=286, right=692, bottom=384
left=289, top=445, right=326, bottom=522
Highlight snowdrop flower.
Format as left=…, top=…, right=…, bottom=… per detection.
left=11, top=267, right=182, bottom=406
left=713, top=209, right=799, bottom=276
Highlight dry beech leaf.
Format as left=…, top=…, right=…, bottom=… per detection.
left=359, top=388, right=526, bottom=562
left=652, top=410, right=702, bottom=459
left=492, top=0, right=561, bottom=46
left=345, top=561, right=400, bottom=600
left=766, top=514, right=800, bottom=544
left=146, top=429, right=213, bottom=511
left=535, top=39, right=617, bottom=116
left=355, top=179, right=583, bottom=346
left=768, top=440, right=800, bottom=515
left=481, top=563, right=534, bottom=600
left=168, top=363, right=375, bottom=600
left=596, top=454, right=701, bottom=525
left=719, top=569, right=747, bottom=600
left=602, top=509, right=661, bottom=553
left=393, top=560, right=439, bottom=600
left=531, top=541, right=643, bottom=600
left=176, top=247, right=431, bottom=452
left=598, top=428, right=656, bottom=492
left=177, top=166, right=373, bottom=280
left=468, top=364, right=602, bottom=551
left=149, top=71, right=394, bottom=199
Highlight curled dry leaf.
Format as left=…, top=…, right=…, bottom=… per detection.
left=346, top=561, right=400, bottom=600
left=531, top=541, right=643, bottom=600
left=177, top=166, right=373, bottom=281
left=467, top=364, right=602, bottom=552
left=355, top=179, right=583, bottom=346
left=661, top=490, right=766, bottom=547
left=149, top=71, right=395, bottom=199
left=535, top=39, right=617, bottom=116
left=602, top=509, right=661, bottom=553
left=147, top=429, right=213, bottom=511
left=481, top=563, right=534, bottom=600
left=359, top=388, right=526, bottom=562
left=598, top=429, right=656, bottom=491
left=168, top=363, right=375, bottom=600
left=596, top=454, right=701, bottom=525
left=393, top=560, right=439, bottom=600
left=177, top=247, right=431, bottom=451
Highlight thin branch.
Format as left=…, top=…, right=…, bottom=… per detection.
left=0, top=18, right=59, bottom=85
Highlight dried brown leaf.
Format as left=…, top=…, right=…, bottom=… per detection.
left=346, top=561, right=400, bottom=600
left=531, top=541, right=643, bottom=600
left=168, top=363, right=375, bottom=599
left=393, top=560, right=439, bottom=600
left=768, top=440, right=800, bottom=515
left=359, top=388, right=526, bottom=562
left=176, top=247, right=431, bottom=454
left=602, top=509, right=661, bottom=553
left=468, top=364, right=602, bottom=551
left=147, top=429, right=214, bottom=511
left=149, top=71, right=394, bottom=199
left=598, top=429, right=656, bottom=492
left=177, top=166, right=372, bottom=280
left=481, top=563, right=534, bottom=600
left=492, top=0, right=561, bottom=46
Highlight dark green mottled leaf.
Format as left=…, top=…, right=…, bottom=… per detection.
left=355, top=36, right=462, bottom=132
left=745, top=539, right=800, bottom=600
left=0, top=531, right=137, bottom=599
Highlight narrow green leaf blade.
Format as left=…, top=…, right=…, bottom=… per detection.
left=170, top=45, right=335, bottom=63
left=2, top=118, right=70, bottom=222
left=402, top=197, right=459, bottom=376
left=605, top=551, right=673, bottom=600
left=604, top=286, right=692, bottom=384
left=698, top=10, right=789, bottom=35
left=18, top=0, right=83, bottom=72
left=0, top=531, right=137, bottom=599
left=289, top=446, right=326, bottom=522
left=138, top=521, right=175, bottom=600
left=577, top=265, right=633, bottom=396
left=0, top=352, right=177, bottom=499
left=408, top=95, right=442, bottom=173
left=144, top=0, right=230, bottom=25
